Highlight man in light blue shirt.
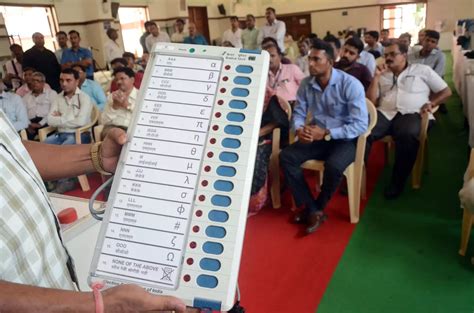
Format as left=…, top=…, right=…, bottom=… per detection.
left=0, top=82, right=28, bottom=132
left=72, top=64, right=106, bottom=111
left=280, top=39, right=368, bottom=235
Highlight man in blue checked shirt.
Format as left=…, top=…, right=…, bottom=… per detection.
left=280, top=39, right=368, bottom=235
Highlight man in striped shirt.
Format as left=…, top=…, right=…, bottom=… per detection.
left=0, top=111, right=189, bottom=312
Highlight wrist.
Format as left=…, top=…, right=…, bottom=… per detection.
left=90, top=142, right=112, bottom=175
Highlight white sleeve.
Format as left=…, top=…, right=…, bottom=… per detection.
left=425, top=66, right=448, bottom=93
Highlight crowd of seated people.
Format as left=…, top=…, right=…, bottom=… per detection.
left=0, top=11, right=452, bottom=232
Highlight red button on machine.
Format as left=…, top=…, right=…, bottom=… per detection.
left=58, top=207, right=78, bottom=224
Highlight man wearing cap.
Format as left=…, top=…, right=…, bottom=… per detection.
left=104, top=28, right=124, bottom=68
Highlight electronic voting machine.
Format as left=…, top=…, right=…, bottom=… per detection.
left=88, top=43, right=269, bottom=311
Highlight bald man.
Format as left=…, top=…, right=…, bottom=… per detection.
left=22, top=32, right=61, bottom=92
left=183, top=23, right=208, bottom=45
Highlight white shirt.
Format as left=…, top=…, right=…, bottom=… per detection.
left=222, top=28, right=242, bottom=48
left=364, top=42, right=384, bottom=55
left=295, top=55, right=309, bottom=76
left=23, top=88, right=58, bottom=125
left=5, top=58, right=23, bottom=89
left=257, top=19, right=286, bottom=51
left=0, top=110, right=76, bottom=290
left=171, top=30, right=188, bottom=43
left=377, top=63, right=448, bottom=120
left=55, top=48, right=67, bottom=64
left=47, top=87, right=92, bottom=133
left=145, top=32, right=171, bottom=52
left=101, top=87, right=137, bottom=128
left=358, top=51, right=376, bottom=77
left=104, top=39, right=124, bottom=64
left=0, top=91, right=28, bottom=131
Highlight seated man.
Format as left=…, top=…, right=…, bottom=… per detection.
left=264, top=41, right=305, bottom=105
left=364, top=31, right=384, bottom=56
left=295, top=39, right=310, bottom=76
left=123, top=51, right=143, bottom=72
left=0, top=78, right=28, bottom=132
left=183, top=23, right=208, bottom=45
left=335, top=36, right=372, bottom=91
left=408, top=29, right=448, bottom=114
left=71, top=64, right=106, bottom=111
left=45, top=68, right=93, bottom=145
left=101, top=67, right=137, bottom=138
left=22, top=72, right=58, bottom=139
left=367, top=42, right=451, bottom=199
left=109, top=58, right=143, bottom=92
left=280, top=39, right=368, bottom=235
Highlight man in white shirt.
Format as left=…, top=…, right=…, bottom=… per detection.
left=45, top=68, right=92, bottom=145
left=54, top=31, right=68, bottom=64
left=101, top=67, right=137, bottom=138
left=145, top=22, right=171, bottom=52
left=0, top=80, right=28, bottom=132
left=171, top=18, right=187, bottom=43
left=104, top=28, right=124, bottom=67
left=3, top=44, right=23, bottom=90
left=222, top=16, right=242, bottom=49
left=367, top=42, right=452, bottom=199
left=23, top=72, right=58, bottom=139
left=257, top=7, right=286, bottom=52
left=364, top=31, right=384, bottom=57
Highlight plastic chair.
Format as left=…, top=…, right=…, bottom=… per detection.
left=381, top=106, right=438, bottom=189
left=39, top=106, right=100, bottom=191
left=20, top=129, right=28, bottom=140
left=266, top=97, right=292, bottom=209
left=296, top=99, right=377, bottom=223
left=459, top=149, right=474, bottom=256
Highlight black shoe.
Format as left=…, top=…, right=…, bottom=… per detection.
left=292, top=211, right=308, bottom=224
left=305, top=211, right=328, bottom=234
left=384, top=184, right=403, bottom=200
left=438, top=103, right=448, bottom=114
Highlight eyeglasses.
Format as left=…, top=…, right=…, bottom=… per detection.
left=383, top=51, right=401, bottom=59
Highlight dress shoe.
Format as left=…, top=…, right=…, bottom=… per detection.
left=384, top=184, right=403, bottom=200
left=293, top=211, right=308, bottom=224
left=305, top=211, right=328, bottom=234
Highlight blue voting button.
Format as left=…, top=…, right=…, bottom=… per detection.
left=216, top=166, right=236, bottom=177
left=233, top=76, right=251, bottom=85
left=219, top=152, right=238, bottom=163
left=211, top=195, right=231, bottom=207
left=208, top=210, right=229, bottom=222
left=214, top=180, right=234, bottom=192
left=222, top=138, right=241, bottom=149
left=229, top=100, right=247, bottom=109
left=224, top=125, right=243, bottom=135
left=235, top=65, right=253, bottom=74
left=203, top=241, right=224, bottom=255
left=205, top=226, right=227, bottom=239
left=197, top=274, right=218, bottom=288
left=231, top=88, right=249, bottom=97
left=226, top=112, right=245, bottom=122
left=200, top=258, right=222, bottom=271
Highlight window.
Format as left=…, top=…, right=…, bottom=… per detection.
left=0, top=5, right=57, bottom=51
left=382, top=3, right=426, bottom=41
left=118, top=6, right=148, bottom=57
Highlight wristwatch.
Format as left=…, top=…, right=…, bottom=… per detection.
left=324, top=129, right=331, bottom=141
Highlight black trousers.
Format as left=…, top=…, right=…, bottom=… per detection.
left=367, top=111, right=433, bottom=188
left=280, top=139, right=357, bottom=212
left=27, top=117, right=48, bottom=140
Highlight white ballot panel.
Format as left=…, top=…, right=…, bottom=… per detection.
left=89, top=44, right=269, bottom=311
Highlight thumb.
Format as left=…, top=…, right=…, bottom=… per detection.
left=144, top=295, right=187, bottom=313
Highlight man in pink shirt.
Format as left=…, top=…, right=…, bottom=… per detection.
left=264, top=43, right=305, bottom=105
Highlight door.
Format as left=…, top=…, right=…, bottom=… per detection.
left=188, top=6, right=210, bottom=44
left=278, top=14, right=312, bottom=41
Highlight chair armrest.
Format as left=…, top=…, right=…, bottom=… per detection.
left=38, top=126, right=58, bottom=142
left=272, top=128, right=281, bottom=155
left=419, top=111, right=430, bottom=142
left=94, top=125, right=104, bottom=142
left=20, top=129, right=28, bottom=141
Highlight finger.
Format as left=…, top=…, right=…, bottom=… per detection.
left=145, top=295, right=186, bottom=313
left=106, top=127, right=127, bottom=145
